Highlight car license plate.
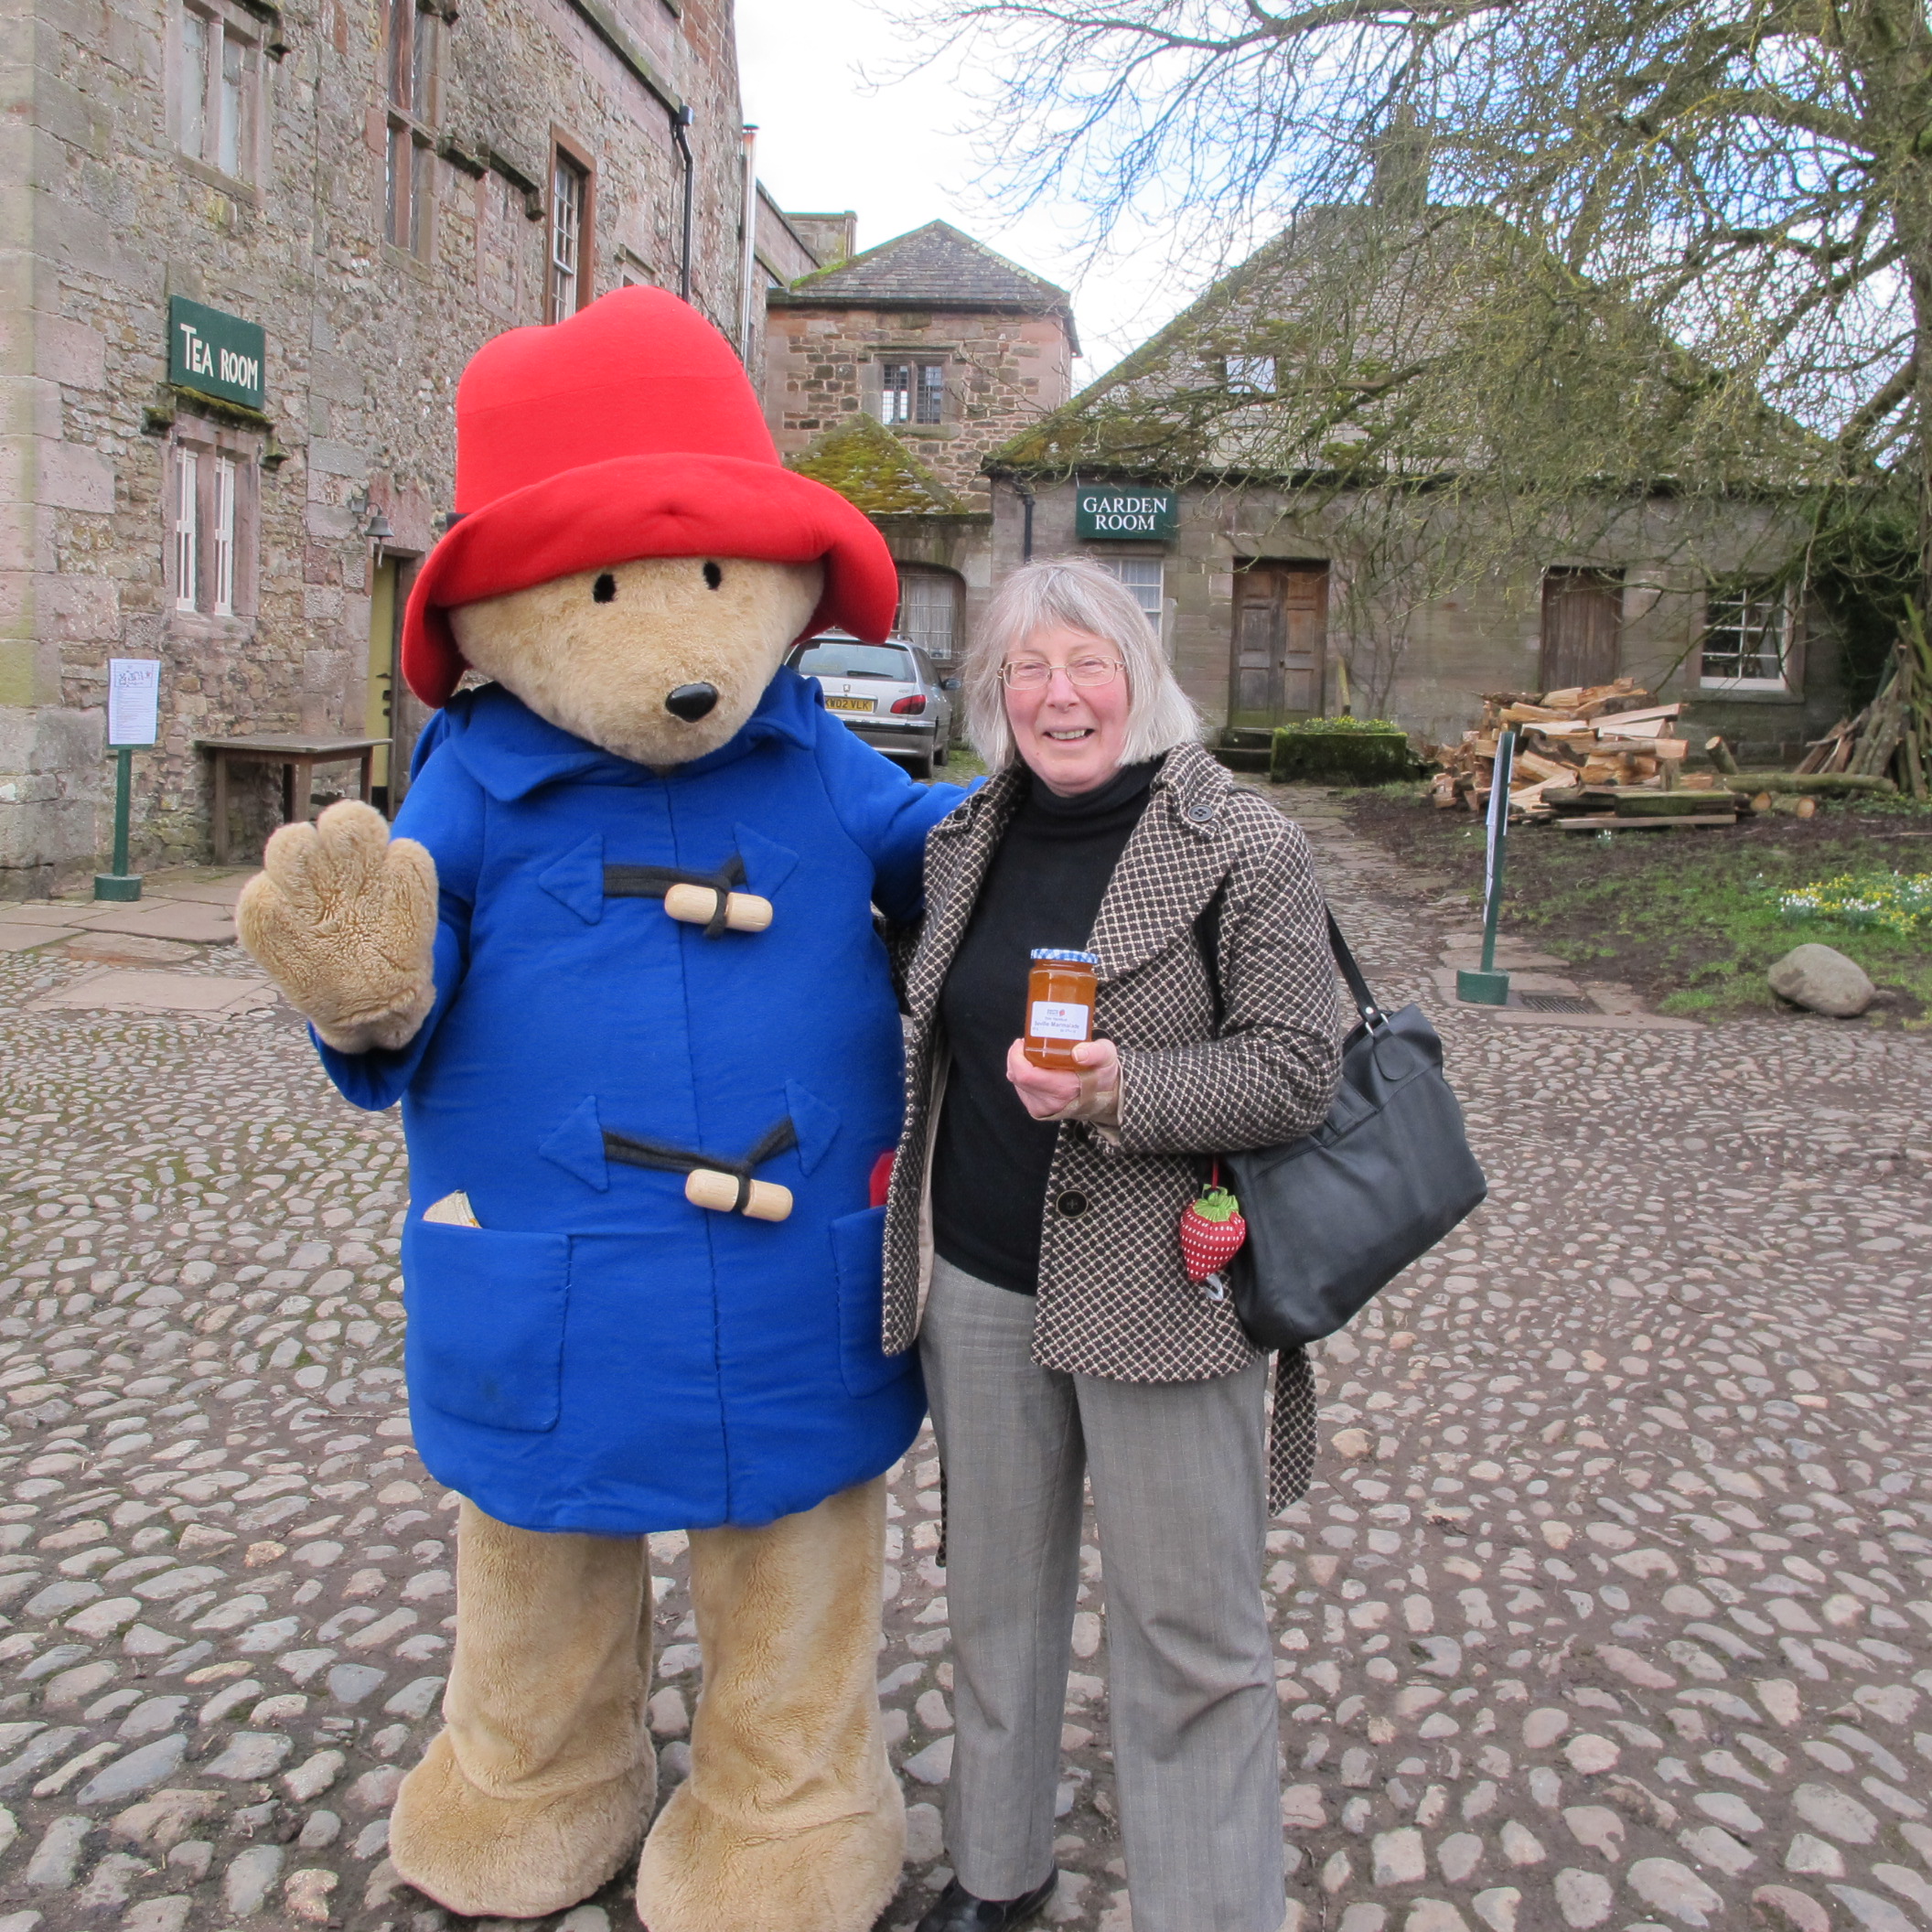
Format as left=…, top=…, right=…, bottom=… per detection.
left=826, top=695, right=875, bottom=714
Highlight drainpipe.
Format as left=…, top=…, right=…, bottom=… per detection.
left=1015, top=477, right=1036, bottom=562
left=737, top=125, right=758, bottom=361
left=672, top=106, right=695, bottom=302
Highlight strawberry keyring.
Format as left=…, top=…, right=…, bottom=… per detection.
left=1178, top=1162, right=1248, bottom=1295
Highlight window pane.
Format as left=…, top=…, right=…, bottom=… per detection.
left=551, top=157, right=583, bottom=316
left=211, top=456, right=236, bottom=616
left=1226, top=355, right=1275, bottom=394
left=915, top=362, right=944, bottom=424
left=896, top=570, right=958, bottom=660
left=411, top=138, right=431, bottom=253
left=181, top=10, right=208, bottom=158
left=878, top=362, right=910, bottom=424
left=388, top=0, right=411, bottom=108
left=217, top=31, right=242, bottom=174
left=1100, top=556, right=1164, bottom=625
left=1701, top=584, right=1787, bottom=686
left=386, top=121, right=409, bottom=245
left=411, top=9, right=435, bottom=121
left=174, top=449, right=199, bottom=612
left=791, top=641, right=916, bottom=681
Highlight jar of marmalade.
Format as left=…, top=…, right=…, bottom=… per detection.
left=1025, top=949, right=1100, bottom=1069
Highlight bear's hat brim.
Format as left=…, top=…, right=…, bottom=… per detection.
left=401, top=453, right=899, bottom=709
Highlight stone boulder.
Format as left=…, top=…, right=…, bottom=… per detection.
left=1767, top=943, right=1875, bottom=1017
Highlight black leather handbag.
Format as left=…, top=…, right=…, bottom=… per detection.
left=1217, top=912, right=1487, bottom=1350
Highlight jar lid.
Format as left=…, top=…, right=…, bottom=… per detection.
left=1031, top=948, right=1100, bottom=964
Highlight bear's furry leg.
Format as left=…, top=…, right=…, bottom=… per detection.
left=634, top=1476, right=905, bottom=1932
left=391, top=1499, right=658, bottom=1920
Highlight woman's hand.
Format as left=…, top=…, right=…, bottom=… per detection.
left=1005, top=1036, right=1121, bottom=1127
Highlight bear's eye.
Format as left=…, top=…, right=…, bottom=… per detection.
left=703, top=562, right=723, bottom=590
left=593, top=574, right=617, bottom=604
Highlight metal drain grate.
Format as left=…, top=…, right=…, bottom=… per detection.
left=1518, top=993, right=1599, bottom=1014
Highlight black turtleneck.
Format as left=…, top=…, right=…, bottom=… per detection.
left=932, top=759, right=1158, bottom=1293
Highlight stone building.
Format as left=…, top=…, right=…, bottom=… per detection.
left=765, top=220, right=1078, bottom=665
left=986, top=211, right=1845, bottom=756
left=4, top=0, right=768, bottom=891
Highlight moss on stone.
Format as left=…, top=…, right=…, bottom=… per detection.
left=787, top=417, right=964, bottom=515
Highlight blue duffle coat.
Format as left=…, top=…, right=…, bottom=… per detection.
left=317, top=671, right=961, bottom=1535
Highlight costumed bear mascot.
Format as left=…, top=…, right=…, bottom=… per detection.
left=237, top=286, right=962, bottom=1930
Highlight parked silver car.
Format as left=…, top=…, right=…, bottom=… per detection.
left=786, top=631, right=957, bottom=780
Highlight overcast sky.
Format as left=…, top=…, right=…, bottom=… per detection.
left=733, top=0, right=1205, bottom=384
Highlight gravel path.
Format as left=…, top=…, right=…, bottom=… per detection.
left=0, top=808, right=1928, bottom=1932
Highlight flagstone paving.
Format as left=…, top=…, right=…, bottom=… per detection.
left=0, top=813, right=1928, bottom=1932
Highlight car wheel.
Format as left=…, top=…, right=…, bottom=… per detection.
left=935, top=737, right=950, bottom=767
left=911, top=750, right=936, bottom=782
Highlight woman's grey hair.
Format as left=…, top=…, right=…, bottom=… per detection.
left=962, top=556, right=1204, bottom=771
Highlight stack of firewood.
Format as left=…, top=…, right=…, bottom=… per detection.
left=1429, top=679, right=1725, bottom=821
left=1792, top=611, right=1932, bottom=801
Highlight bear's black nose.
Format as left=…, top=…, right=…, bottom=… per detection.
left=664, top=682, right=719, bottom=723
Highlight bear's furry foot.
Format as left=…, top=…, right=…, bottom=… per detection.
left=390, top=1728, right=656, bottom=1921
left=632, top=1767, right=905, bottom=1932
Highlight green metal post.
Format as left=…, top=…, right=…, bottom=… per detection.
left=93, top=746, right=143, bottom=901
left=1456, top=728, right=1513, bottom=1004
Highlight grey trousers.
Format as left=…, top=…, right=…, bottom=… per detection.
left=919, top=1258, right=1284, bottom=1932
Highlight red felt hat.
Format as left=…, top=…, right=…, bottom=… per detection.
left=401, top=286, right=899, bottom=708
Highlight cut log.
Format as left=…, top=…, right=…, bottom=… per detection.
left=1723, top=771, right=1897, bottom=796
left=1704, top=735, right=1739, bottom=775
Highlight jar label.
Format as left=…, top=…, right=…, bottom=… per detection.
left=1030, top=1000, right=1090, bottom=1042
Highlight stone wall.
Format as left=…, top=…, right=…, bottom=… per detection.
left=764, top=305, right=1073, bottom=515
left=2, top=0, right=757, bottom=890
left=993, top=481, right=1844, bottom=751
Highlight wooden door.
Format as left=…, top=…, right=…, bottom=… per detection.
left=1230, top=563, right=1327, bottom=725
left=1540, top=568, right=1623, bottom=692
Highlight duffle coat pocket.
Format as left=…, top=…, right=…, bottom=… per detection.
left=830, top=1206, right=911, bottom=1400
left=402, top=1218, right=571, bottom=1432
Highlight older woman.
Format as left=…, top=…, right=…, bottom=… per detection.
left=880, top=558, right=1346, bottom=1932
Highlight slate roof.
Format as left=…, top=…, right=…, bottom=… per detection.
left=772, top=220, right=1077, bottom=349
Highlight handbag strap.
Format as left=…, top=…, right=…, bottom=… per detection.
left=1325, top=909, right=1388, bottom=1032
left=1196, top=888, right=1387, bottom=1034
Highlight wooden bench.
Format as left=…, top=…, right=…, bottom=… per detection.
left=198, top=735, right=387, bottom=864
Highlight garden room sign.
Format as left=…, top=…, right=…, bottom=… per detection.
left=1075, top=486, right=1178, bottom=542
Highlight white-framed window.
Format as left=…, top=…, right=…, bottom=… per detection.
left=877, top=360, right=945, bottom=426
left=1701, top=582, right=1790, bottom=691
left=1098, top=556, right=1165, bottom=629
left=168, top=426, right=258, bottom=620
left=210, top=456, right=236, bottom=615
left=178, top=0, right=260, bottom=180
left=173, top=448, right=199, bottom=613
left=549, top=150, right=588, bottom=318
left=896, top=567, right=961, bottom=661
left=384, top=0, right=436, bottom=254
left=1225, top=355, right=1276, bottom=394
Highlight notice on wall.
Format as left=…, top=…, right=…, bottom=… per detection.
left=108, top=660, right=162, bottom=747
left=1074, top=486, right=1178, bottom=543
left=167, top=296, right=266, bottom=413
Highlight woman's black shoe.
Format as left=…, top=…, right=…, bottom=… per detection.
left=914, top=1869, right=1058, bottom=1932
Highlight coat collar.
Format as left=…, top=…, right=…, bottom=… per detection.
left=908, top=739, right=1239, bottom=1023
left=430, top=671, right=820, bottom=803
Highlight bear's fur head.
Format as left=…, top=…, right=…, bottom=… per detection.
left=449, top=554, right=825, bottom=767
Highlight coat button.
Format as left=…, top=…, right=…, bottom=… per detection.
left=1056, top=1189, right=1089, bottom=1218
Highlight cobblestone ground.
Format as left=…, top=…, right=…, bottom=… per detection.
left=0, top=802, right=1929, bottom=1932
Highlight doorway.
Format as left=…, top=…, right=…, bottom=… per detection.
left=1230, top=562, right=1327, bottom=726
left=1539, top=567, right=1623, bottom=692
left=367, top=556, right=402, bottom=811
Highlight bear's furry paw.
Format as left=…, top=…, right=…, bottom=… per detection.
left=389, top=1728, right=656, bottom=1920
left=237, top=799, right=438, bottom=1053
left=632, top=1767, right=906, bottom=1932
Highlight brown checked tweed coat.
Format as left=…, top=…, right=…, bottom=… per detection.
left=880, top=738, right=1347, bottom=1507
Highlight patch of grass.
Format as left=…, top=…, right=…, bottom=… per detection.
left=1344, top=792, right=1932, bottom=1023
